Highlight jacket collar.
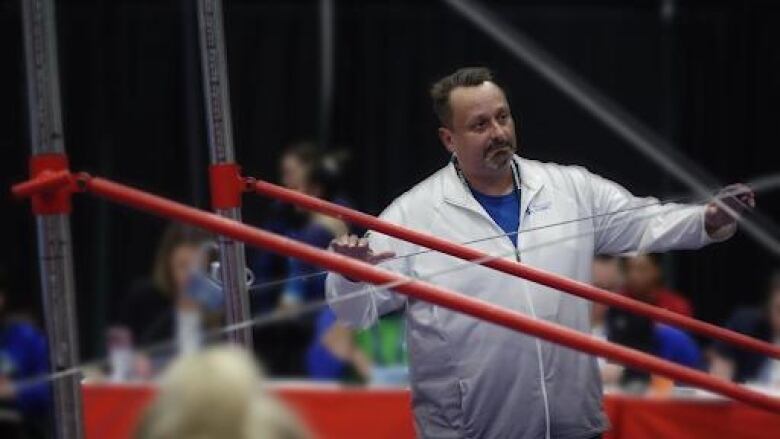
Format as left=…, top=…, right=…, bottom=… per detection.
left=442, top=155, right=545, bottom=217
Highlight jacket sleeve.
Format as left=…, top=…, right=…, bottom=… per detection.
left=325, top=202, right=413, bottom=329
left=585, top=169, right=736, bottom=255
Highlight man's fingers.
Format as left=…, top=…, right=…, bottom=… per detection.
left=368, top=251, right=397, bottom=265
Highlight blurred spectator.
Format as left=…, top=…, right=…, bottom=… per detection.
left=591, top=255, right=624, bottom=339
left=590, top=256, right=624, bottom=385
left=624, top=254, right=694, bottom=317
left=607, top=308, right=702, bottom=388
left=308, top=310, right=408, bottom=386
left=249, top=143, right=355, bottom=377
left=710, top=272, right=780, bottom=385
left=248, top=142, right=323, bottom=313
left=279, top=148, right=351, bottom=308
left=590, top=256, right=702, bottom=389
left=0, top=270, right=51, bottom=439
left=112, top=224, right=217, bottom=376
left=135, top=346, right=310, bottom=439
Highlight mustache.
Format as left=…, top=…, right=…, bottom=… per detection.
left=484, top=139, right=515, bottom=156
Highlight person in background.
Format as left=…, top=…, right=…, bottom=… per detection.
left=250, top=142, right=355, bottom=377
left=248, top=142, right=323, bottom=313
left=710, top=272, right=780, bottom=385
left=113, top=224, right=217, bottom=376
left=248, top=142, right=355, bottom=309
left=606, top=306, right=702, bottom=389
left=590, top=255, right=702, bottom=388
left=624, top=253, right=694, bottom=317
left=275, top=148, right=356, bottom=378
left=591, top=255, right=624, bottom=339
left=0, top=270, right=51, bottom=439
left=590, top=256, right=625, bottom=386
left=135, top=346, right=310, bottom=439
left=606, top=255, right=702, bottom=389
left=279, top=148, right=351, bottom=308
left=308, top=310, right=409, bottom=386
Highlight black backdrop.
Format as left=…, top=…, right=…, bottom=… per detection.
left=1, top=0, right=778, bottom=357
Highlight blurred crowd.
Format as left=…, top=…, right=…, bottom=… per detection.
left=107, top=141, right=408, bottom=387
left=1, top=145, right=779, bottom=437
left=591, top=254, right=780, bottom=393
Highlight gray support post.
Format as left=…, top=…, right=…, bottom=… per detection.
left=318, top=0, right=335, bottom=149
left=196, top=0, right=252, bottom=346
left=21, top=0, right=84, bottom=437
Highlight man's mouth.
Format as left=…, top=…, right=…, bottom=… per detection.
left=485, top=143, right=514, bottom=158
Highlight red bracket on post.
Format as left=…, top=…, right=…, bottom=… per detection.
left=25, top=153, right=74, bottom=215
left=208, top=163, right=245, bottom=210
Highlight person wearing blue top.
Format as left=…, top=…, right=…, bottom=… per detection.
left=0, top=276, right=51, bottom=439
left=607, top=306, right=702, bottom=386
left=710, top=272, right=780, bottom=383
left=654, top=324, right=701, bottom=369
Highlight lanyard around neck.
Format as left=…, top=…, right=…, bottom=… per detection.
left=452, top=155, right=522, bottom=198
left=452, top=155, right=523, bottom=257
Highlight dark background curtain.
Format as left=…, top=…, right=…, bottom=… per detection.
left=1, top=0, right=778, bottom=358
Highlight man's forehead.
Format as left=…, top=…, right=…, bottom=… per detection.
left=449, top=82, right=509, bottom=120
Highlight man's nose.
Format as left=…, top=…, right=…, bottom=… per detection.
left=490, top=120, right=508, bottom=141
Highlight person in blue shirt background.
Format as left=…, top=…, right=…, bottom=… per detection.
left=247, top=142, right=359, bottom=378
left=607, top=306, right=702, bottom=386
left=710, top=272, right=780, bottom=384
left=0, top=271, right=52, bottom=439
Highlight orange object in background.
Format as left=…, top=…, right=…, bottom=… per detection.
left=82, top=383, right=780, bottom=439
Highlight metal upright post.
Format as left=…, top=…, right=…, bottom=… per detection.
left=318, top=0, right=335, bottom=150
left=196, top=0, right=252, bottom=346
left=21, top=0, right=84, bottom=437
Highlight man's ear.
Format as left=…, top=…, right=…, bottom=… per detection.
left=438, top=127, right=455, bottom=154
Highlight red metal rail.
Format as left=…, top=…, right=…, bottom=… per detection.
left=11, top=169, right=72, bottom=199
left=250, top=179, right=780, bottom=360
left=12, top=173, right=778, bottom=413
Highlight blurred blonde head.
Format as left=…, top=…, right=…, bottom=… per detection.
left=135, top=346, right=310, bottom=439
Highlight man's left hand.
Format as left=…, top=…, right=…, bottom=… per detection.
left=705, top=183, right=755, bottom=236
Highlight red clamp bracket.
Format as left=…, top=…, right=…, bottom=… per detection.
left=23, top=153, right=75, bottom=215
left=208, top=163, right=246, bottom=210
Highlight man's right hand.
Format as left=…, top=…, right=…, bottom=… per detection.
left=329, top=234, right=396, bottom=265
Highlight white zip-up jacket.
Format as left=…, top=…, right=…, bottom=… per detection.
left=326, top=156, right=733, bottom=439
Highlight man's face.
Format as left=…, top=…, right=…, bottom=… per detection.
left=625, top=255, right=661, bottom=298
left=438, top=82, right=517, bottom=178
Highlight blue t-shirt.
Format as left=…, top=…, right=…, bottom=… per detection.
left=654, top=324, right=702, bottom=369
left=471, top=189, right=521, bottom=247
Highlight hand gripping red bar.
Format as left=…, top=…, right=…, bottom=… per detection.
left=32, top=173, right=776, bottom=414
left=250, top=179, right=780, bottom=361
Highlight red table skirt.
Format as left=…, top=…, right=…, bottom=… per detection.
left=81, top=383, right=780, bottom=439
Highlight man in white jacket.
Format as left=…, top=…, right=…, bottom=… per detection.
left=325, top=67, right=754, bottom=439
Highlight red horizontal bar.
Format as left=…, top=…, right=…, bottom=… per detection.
left=11, top=169, right=72, bottom=199
left=251, top=179, right=780, bottom=360
left=78, top=175, right=780, bottom=414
